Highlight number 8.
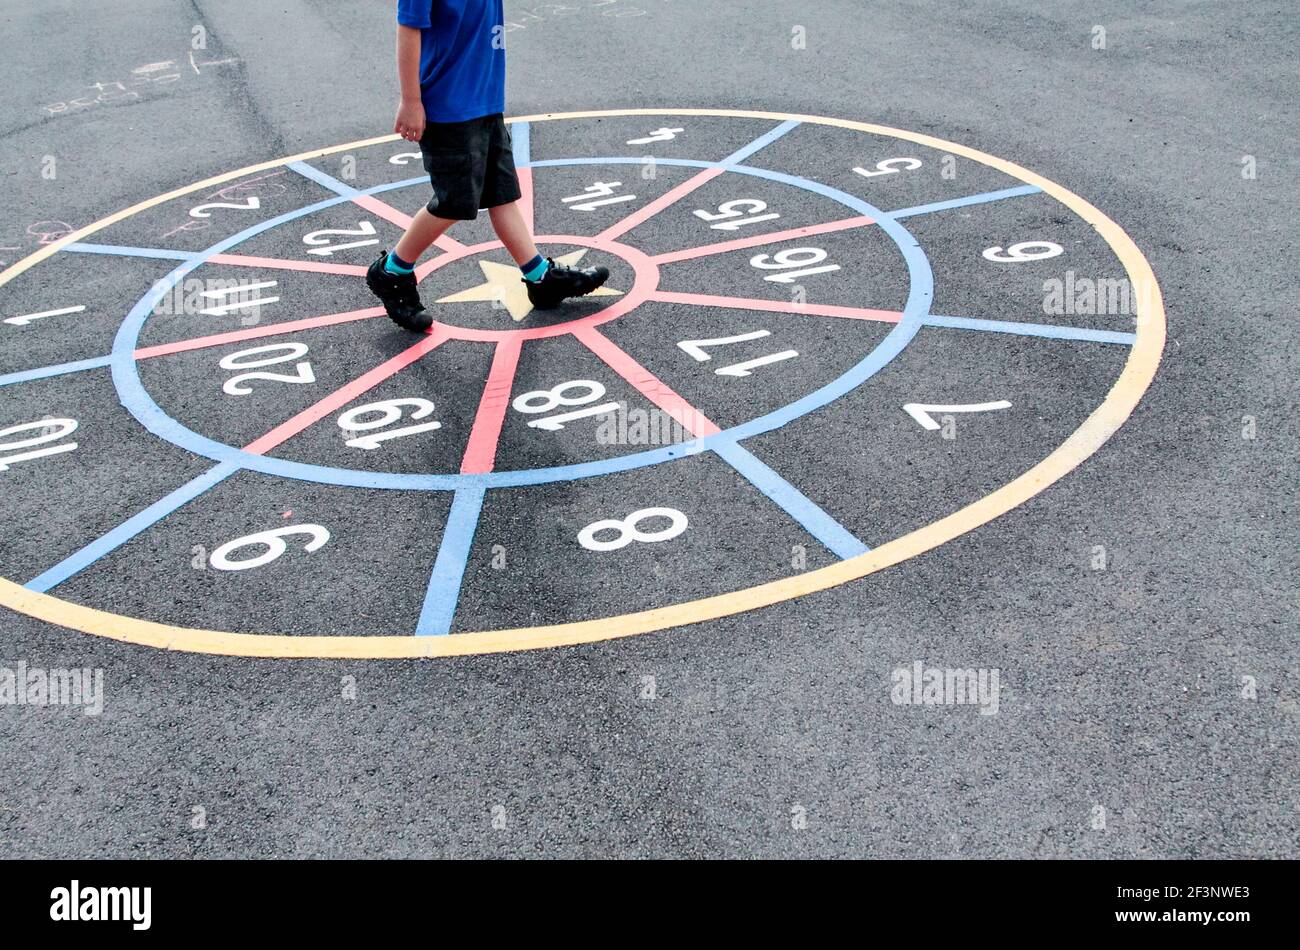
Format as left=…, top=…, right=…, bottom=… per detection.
left=578, top=507, right=688, bottom=552
left=513, top=379, right=606, bottom=415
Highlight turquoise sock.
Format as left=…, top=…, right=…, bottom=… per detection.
left=384, top=252, right=415, bottom=275
left=521, top=255, right=549, bottom=282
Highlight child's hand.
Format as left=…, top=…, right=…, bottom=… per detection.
left=395, top=99, right=425, bottom=142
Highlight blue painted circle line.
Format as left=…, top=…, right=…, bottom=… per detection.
left=110, top=152, right=934, bottom=490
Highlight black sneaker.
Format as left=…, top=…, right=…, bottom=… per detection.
left=367, top=251, right=431, bottom=332
left=524, top=258, right=610, bottom=310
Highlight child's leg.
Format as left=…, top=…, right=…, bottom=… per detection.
left=393, top=207, right=457, bottom=265
left=488, top=201, right=539, bottom=265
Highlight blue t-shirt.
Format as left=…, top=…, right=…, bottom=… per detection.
left=396, top=0, right=505, bottom=123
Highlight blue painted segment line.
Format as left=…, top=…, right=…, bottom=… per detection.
left=925, top=314, right=1137, bottom=345
left=25, top=461, right=241, bottom=593
left=63, top=243, right=198, bottom=262
left=287, top=160, right=362, bottom=197
left=0, top=356, right=113, bottom=389
left=109, top=156, right=933, bottom=491
left=511, top=121, right=531, bottom=167
left=888, top=184, right=1041, bottom=219
left=712, top=439, right=870, bottom=560
left=416, top=485, right=487, bottom=636
left=719, top=120, right=801, bottom=165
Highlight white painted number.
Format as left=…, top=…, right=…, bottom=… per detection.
left=210, top=524, right=330, bottom=572
left=693, top=199, right=779, bottom=231
left=904, top=400, right=1012, bottom=430
left=0, top=418, right=78, bottom=471
left=750, top=247, right=840, bottom=283
left=677, top=329, right=798, bottom=377
left=219, top=342, right=315, bottom=395
left=853, top=158, right=922, bottom=178
left=199, top=281, right=279, bottom=316
left=982, top=241, right=1064, bottom=263
left=578, top=507, right=688, bottom=552
left=513, top=380, right=618, bottom=431
left=389, top=152, right=423, bottom=165
left=563, top=181, right=635, bottom=211
left=337, top=398, right=440, bottom=450
left=627, top=127, right=683, bottom=145
left=303, top=221, right=379, bottom=256
left=4, top=304, right=85, bottom=327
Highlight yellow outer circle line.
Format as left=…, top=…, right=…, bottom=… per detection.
left=0, top=108, right=1165, bottom=659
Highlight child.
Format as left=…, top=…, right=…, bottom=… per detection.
left=367, top=0, right=609, bottom=331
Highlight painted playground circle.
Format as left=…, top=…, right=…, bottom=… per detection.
left=0, top=109, right=1164, bottom=658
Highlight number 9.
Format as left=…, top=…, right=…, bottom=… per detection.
left=982, top=241, right=1064, bottom=263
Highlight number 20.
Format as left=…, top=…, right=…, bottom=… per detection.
left=219, top=343, right=316, bottom=395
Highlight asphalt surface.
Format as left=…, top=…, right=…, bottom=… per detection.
left=0, top=0, right=1295, bottom=858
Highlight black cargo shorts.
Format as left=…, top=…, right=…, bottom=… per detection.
left=418, top=112, right=522, bottom=221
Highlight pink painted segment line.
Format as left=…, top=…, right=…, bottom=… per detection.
left=597, top=166, right=726, bottom=243
left=651, top=290, right=902, bottom=324
left=572, top=324, right=721, bottom=438
left=353, top=193, right=414, bottom=230
left=460, top=335, right=523, bottom=474
left=651, top=214, right=876, bottom=265
left=243, top=328, right=448, bottom=456
left=208, top=252, right=367, bottom=276
left=516, top=166, right=534, bottom=235
left=352, top=193, right=466, bottom=253
left=132, top=306, right=387, bottom=360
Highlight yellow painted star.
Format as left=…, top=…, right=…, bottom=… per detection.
left=434, top=249, right=622, bottom=322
